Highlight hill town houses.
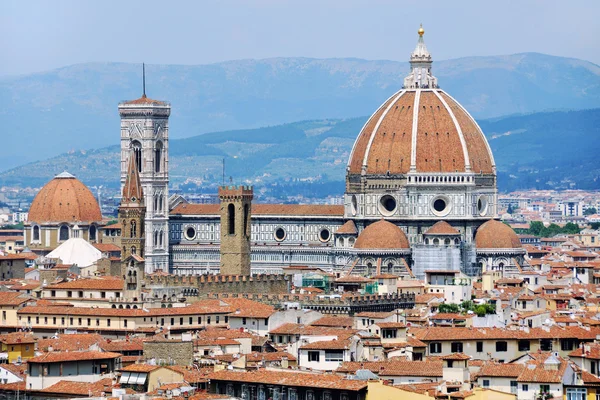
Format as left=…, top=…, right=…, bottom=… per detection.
left=0, top=27, right=599, bottom=400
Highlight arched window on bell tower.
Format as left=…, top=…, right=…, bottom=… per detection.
left=131, top=141, right=142, bottom=173
left=228, top=203, right=235, bottom=235
left=131, top=220, right=137, bottom=237
left=155, top=141, right=163, bottom=173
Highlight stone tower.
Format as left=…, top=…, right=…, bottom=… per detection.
left=119, top=152, right=145, bottom=262
left=218, top=186, right=253, bottom=276
left=118, top=87, right=170, bottom=273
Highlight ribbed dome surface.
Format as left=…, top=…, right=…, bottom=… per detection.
left=348, top=90, right=494, bottom=176
left=475, top=219, right=522, bottom=249
left=28, top=173, right=102, bottom=223
left=354, top=219, right=410, bottom=250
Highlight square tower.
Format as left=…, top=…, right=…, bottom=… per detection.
left=218, top=186, right=253, bottom=276
left=118, top=94, right=170, bottom=274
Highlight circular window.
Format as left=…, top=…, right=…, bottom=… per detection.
left=184, top=226, right=196, bottom=240
left=319, top=228, right=331, bottom=242
left=433, top=199, right=446, bottom=212
left=378, top=195, right=397, bottom=216
left=477, top=195, right=488, bottom=216
left=351, top=195, right=358, bottom=216
left=274, top=227, right=286, bottom=242
left=431, top=196, right=451, bottom=217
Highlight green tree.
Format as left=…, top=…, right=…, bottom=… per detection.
left=562, top=222, right=581, bottom=234
left=438, top=303, right=460, bottom=313
left=584, top=207, right=597, bottom=216
left=529, top=221, right=545, bottom=236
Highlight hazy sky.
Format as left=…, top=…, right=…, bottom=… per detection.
left=1, top=0, right=599, bottom=76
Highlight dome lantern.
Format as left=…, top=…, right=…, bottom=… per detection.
left=404, top=24, right=437, bottom=89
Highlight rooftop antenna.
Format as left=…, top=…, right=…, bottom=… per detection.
left=142, top=63, right=146, bottom=98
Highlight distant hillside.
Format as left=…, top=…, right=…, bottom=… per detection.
left=1, top=53, right=599, bottom=170
left=1, top=109, right=599, bottom=194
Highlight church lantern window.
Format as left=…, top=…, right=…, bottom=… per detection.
left=32, top=225, right=40, bottom=241
left=59, top=225, right=69, bottom=241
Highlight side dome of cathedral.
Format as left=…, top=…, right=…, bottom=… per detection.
left=354, top=219, right=410, bottom=250
left=475, top=219, right=522, bottom=249
left=26, top=172, right=103, bottom=253
left=28, top=172, right=102, bottom=223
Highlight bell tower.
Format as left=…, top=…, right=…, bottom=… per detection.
left=218, top=186, right=253, bottom=276
left=118, top=66, right=170, bottom=273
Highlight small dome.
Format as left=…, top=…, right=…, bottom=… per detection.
left=28, top=173, right=102, bottom=223
left=354, top=220, right=410, bottom=250
left=475, top=219, right=522, bottom=249
left=424, top=221, right=460, bottom=236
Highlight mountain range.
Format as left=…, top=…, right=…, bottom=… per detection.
left=1, top=108, right=599, bottom=194
left=1, top=53, right=599, bottom=171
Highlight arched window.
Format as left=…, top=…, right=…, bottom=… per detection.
left=32, top=225, right=40, bottom=241
left=59, top=225, right=69, bottom=241
left=131, top=141, right=142, bottom=172
left=243, top=204, right=249, bottom=237
left=154, top=195, right=158, bottom=212
left=131, top=246, right=136, bottom=255
left=154, top=231, right=158, bottom=246
left=159, top=230, right=164, bottom=247
left=155, top=141, right=163, bottom=173
left=131, top=220, right=137, bottom=237
left=89, top=225, right=97, bottom=241
left=159, top=194, right=163, bottom=212
left=228, top=203, right=235, bottom=235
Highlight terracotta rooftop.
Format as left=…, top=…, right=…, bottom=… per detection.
left=337, top=360, right=443, bottom=377
left=120, top=363, right=161, bottom=373
left=44, top=276, right=124, bottom=290
left=424, top=221, right=460, bottom=236
left=347, top=90, right=494, bottom=176
left=354, top=219, right=410, bottom=250
left=475, top=219, right=522, bottom=249
left=40, top=378, right=114, bottom=396
left=336, top=220, right=358, bottom=234
left=0, top=332, right=36, bottom=345
left=93, top=243, right=122, bottom=253
left=29, top=350, right=121, bottom=363
left=208, top=369, right=367, bottom=391
left=311, top=315, right=354, bottom=328
left=28, top=173, right=102, bottom=223
left=0, top=291, right=29, bottom=306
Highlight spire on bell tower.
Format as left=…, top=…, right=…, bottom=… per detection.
left=122, top=151, right=144, bottom=204
left=142, top=63, right=146, bottom=98
left=403, top=24, right=438, bottom=89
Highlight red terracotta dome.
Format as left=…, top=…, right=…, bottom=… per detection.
left=347, top=89, right=494, bottom=177
left=28, top=172, right=102, bottom=224
left=354, top=219, right=410, bottom=250
left=475, top=219, right=522, bottom=249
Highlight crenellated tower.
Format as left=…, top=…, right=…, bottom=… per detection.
left=118, top=71, right=170, bottom=273
left=218, top=186, right=253, bottom=276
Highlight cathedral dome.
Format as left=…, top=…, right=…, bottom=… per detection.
left=354, top=219, right=410, bottom=250
left=475, top=219, right=522, bottom=249
left=28, top=172, right=102, bottom=224
left=347, top=27, right=494, bottom=177
left=347, top=90, right=494, bottom=176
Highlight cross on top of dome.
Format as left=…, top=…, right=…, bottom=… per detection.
left=403, top=25, right=438, bottom=90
